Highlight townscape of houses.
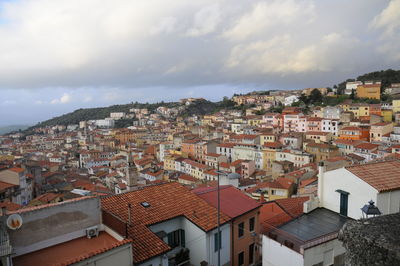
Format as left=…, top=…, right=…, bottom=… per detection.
left=1, top=84, right=400, bottom=266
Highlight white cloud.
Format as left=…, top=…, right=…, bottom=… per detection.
left=0, top=0, right=396, bottom=91
left=51, top=93, right=71, bottom=104
left=186, top=4, right=221, bottom=37
left=370, top=0, right=400, bottom=37
left=370, top=0, right=400, bottom=61
left=223, top=0, right=315, bottom=41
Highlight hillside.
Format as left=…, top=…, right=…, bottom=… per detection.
left=25, top=99, right=233, bottom=131
left=335, top=69, right=400, bottom=94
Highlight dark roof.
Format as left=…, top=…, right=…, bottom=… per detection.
left=276, top=208, right=349, bottom=242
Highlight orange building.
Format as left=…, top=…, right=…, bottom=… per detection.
left=357, top=84, right=380, bottom=100
left=369, top=104, right=382, bottom=116
left=181, top=139, right=199, bottom=159
left=338, top=126, right=370, bottom=141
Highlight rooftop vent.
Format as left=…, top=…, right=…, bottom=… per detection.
left=140, top=201, right=151, bottom=208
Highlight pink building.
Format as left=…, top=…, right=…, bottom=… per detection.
left=262, top=113, right=283, bottom=129
left=306, top=117, right=323, bottom=132
left=241, top=160, right=256, bottom=178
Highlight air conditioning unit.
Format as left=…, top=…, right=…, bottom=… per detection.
left=86, top=226, right=99, bottom=239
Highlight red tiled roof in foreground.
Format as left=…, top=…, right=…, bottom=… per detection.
left=192, top=185, right=261, bottom=218
left=13, top=232, right=132, bottom=266
left=259, top=196, right=309, bottom=233
left=346, top=160, right=400, bottom=192
left=101, top=182, right=230, bottom=263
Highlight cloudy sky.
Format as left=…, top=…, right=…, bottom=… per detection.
left=0, top=0, right=399, bottom=126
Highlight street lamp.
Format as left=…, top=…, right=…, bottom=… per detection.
left=361, top=200, right=381, bottom=219
left=215, top=166, right=227, bottom=266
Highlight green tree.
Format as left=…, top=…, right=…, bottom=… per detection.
left=309, top=89, right=323, bottom=103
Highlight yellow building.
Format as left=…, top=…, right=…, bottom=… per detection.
left=246, top=115, right=263, bottom=127
left=348, top=104, right=369, bottom=119
left=382, top=109, right=393, bottom=122
left=259, top=133, right=277, bottom=145
left=262, top=142, right=282, bottom=170
left=357, top=84, right=380, bottom=100
left=393, top=100, right=400, bottom=114
left=163, top=156, right=177, bottom=171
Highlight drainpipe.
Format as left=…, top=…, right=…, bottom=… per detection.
left=317, top=161, right=326, bottom=207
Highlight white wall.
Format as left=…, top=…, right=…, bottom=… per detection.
left=303, top=239, right=345, bottom=266
left=377, top=190, right=400, bottom=215
left=182, top=218, right=207, bottom=265
left=207, top=223, right=230, bottom=266
left=321, top=168, right=378, bottom=219
left=262, top=236, right=303, bottom=266
left=149, top=217, right=230, bottom=266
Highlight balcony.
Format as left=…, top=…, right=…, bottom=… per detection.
left=168, top=248, right=190, bottom=266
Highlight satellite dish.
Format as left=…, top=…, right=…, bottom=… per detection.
left=7, top=214, right=23, bottom=230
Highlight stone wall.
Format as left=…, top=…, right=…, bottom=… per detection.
left=338, top=213, right=400, bottom=266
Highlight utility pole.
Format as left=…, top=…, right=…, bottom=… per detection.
left=217, top=163, right=221, bottom=266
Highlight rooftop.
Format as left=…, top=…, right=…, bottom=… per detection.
left=193, top=185, right=261, bottom=218
left=278, top=208, right=348, bottom=242
left=101, top=182, right=230, bottom=263
left=346, top=160, right=400, bottom=192
left=13, top=232, right=132, bottom=266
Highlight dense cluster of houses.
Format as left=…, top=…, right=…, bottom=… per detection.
left=1, top=87, right=400, bottom=265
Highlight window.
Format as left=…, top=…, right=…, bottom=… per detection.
left=214, top=231, right=222, bottom=252
left=238, top=222, right=244, bottom=237
left=167, top=229, right=185, bottom=248
left=238, top=251, right=244, bottom=266
left=249, top=217, right=255, bottom=232
left=249, top=243, right=255, bottom=264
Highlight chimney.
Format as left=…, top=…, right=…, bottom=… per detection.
left=260, top=193, right=265, bottom=202
left=127, top=203, right=132, bottom=224
left=317, top=161, right=326, bottom=206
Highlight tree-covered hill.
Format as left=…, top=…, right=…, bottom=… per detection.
left=26, top=98, right=235, bottom=131
left=335, top=69, right=400, bottom=94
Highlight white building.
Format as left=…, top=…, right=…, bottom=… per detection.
left=93, top=119, right=115, bottom=128
left=284, top=95, right=299, bottom=106
left=110, top=112, right=126, bottom=119
left=318, top=160, right=400, bottom=219
left=101, top=182, right=231, bottom=266
left=345, top=81, right=362, bottom=94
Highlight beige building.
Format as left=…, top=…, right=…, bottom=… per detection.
left=370, top=122, right=393, bottom=142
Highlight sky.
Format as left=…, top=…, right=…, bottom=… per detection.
left=0, top=0, right=399, bottom=126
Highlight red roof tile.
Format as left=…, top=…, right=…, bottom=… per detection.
left=193, top=185, right=261, bottom=218
left=13, top=232, right=132, bottom=266
left=101, top=182, right=230, bottom=263
left=0, top=181, right=17, bottom=191
left=346, top=160, right=400, bottom=192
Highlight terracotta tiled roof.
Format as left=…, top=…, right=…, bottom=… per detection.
left=8, top=167, right=24, bottom=173
left=0, top=181, right=17, bottom=191
left=354, top=143, right=379, bottom=150
left=263, top=142, right=282, bottom=148
left=101, top=182, right=230, bottom=263
left=346, top=160, right=400, bottom=192
left=372, top=122, right=392, bottom=127
left=34, top=193, right=60, bottom=203
left=8, top=196, right=95, bottom=215
left=0, top=201, right=22, bottom=211
left=299, top=178, right=318, bottom=188
left=275, top=196, right=309, bottom=218
left=193, top=185, right=261, bottom=218
left=12, top=232, right=132, bottom=266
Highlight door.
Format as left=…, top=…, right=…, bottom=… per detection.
left=340, top=193, right=348, bottom=216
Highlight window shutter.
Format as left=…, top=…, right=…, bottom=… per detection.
left=180, top=229, right=185, bottom=247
